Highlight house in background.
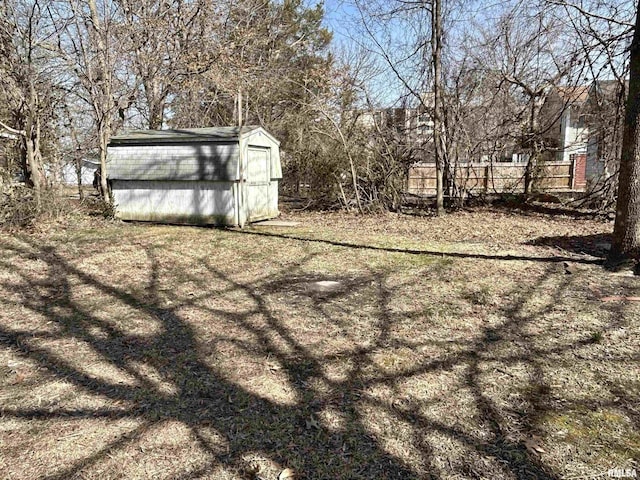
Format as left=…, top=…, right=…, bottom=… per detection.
left=347, top=94, right=436, bottom=167
left=408, top=86, right=594, bottom=196
left=543, top=86, right=590, bottom=162
left=540, top=85, right=590, bottom=191
left=542, top=81, right=627, bottom=189
left=61, top=159, right=100, bottom=186
left=352, top=82, right=625, bottom=197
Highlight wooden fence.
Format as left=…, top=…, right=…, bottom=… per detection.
left=407, top=159, right=585, bottom=196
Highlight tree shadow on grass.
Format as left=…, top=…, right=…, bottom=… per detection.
left=490, top=201, right=602, bottom=220
left=0, top=233, right=635, bottom=479
left=231, top=228, right=603, bottom=265
left=527, top=233, right=612, bottom=258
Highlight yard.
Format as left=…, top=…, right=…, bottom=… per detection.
left=0, top=206, right=638, bottom=479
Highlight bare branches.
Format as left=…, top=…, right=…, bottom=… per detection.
left=547, top=0, right=635, bottom=29
left=0, top=120, right=26, bottom=137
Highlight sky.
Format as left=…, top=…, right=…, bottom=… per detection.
left=313, top=0, right=634, bottom=107
left=318, top=0, right=426, bottom=106
left=315, top=0, right=508, bottom=106
left=321, top=0, right=356, bottom=44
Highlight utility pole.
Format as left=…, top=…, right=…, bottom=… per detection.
left=431, top=0, right=445, bottom=215
left=237, top=89, right=243, bottom=127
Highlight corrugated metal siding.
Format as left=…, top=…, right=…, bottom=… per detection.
left=107, top=143, right=239, bottom=181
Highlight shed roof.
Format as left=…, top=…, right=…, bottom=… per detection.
left=110, top=126, right=263, bottom=145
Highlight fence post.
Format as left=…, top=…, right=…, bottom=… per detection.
left=569, top=154, right=576, bottom=190
left=484, top=164, right=490, bottom=193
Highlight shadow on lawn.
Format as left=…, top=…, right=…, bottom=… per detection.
left=233, top=228, right=604, bottom=265
left=527, top=233, right=612, bottom=259
left=0, top=234, right=634, bottom=479
left=491, top=202, right=602, bottom=220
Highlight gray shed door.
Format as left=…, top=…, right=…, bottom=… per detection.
left=247, top=147, right=270, bottom=221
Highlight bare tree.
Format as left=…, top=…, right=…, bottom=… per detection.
left=0, top=0, right=57, bottom=206
left=541, top=0, right=638, bottom=264
left=471, top=4, right=582, bottom=194
left=432, top=0, right=445, bottom=214
left=86, top=0, right=115, bottom=201
left=60, top=102, right=93, bottom=200
left=118, top=0, right=211, bottom=129
left=52, top=0, right=128, bottom=202
left=352, top=0, right=448, bottom=211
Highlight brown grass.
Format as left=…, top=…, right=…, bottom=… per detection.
left=0, top=205, right=638, bottom=479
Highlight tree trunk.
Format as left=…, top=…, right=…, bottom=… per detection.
left=432, top=0, right=445, bottom=216
left=24, top=136, right=41, bottom=208
left=67, top=114, right=84, bottom=200
left=608, top=2, right=640, bottom=266
left=146, top=80, right=165, bottom=129
left=88, top=0, right=112, bottom=204
left=24, top=79, right=44, bottom=208
left=524, top=153, right=535, bottom=195
left=148, top=102, right=164, bottom=130
left=524, top=96, right=545, bottom=196
left=75, top=156, right=84, bottom=200
left=99, top=124, right=110, bottom=201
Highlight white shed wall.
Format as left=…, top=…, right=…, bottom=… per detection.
left=111, top=180, right=237, bottom=225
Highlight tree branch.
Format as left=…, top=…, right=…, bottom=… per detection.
left=0, top=120, right=26, bottom=137
left=547, top=0, right=635, bottom=28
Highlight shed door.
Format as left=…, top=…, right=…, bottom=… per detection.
left=247, top=147, right=270, bottom=221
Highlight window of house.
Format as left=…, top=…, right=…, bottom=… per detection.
left=417, top=113, right=430, bottom=125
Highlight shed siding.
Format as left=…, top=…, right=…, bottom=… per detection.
left=111, top=180, right=236, bottom=225
left=108, top=143, right=239, bottom=181
left=243, top=130, right=282, bottom=179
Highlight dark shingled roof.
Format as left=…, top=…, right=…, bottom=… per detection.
left=109, top=126, right=262, bottom=144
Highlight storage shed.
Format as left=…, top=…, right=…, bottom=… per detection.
left=107, top=126, right=281, bottom=227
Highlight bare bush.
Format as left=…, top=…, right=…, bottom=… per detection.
left=0, top=183, right=70, bottom=231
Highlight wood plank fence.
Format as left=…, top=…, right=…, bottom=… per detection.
left=407, top=158, right=586, bottom=196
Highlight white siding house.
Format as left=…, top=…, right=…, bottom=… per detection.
left=558, top=103, right=589, bottom=163
left=61, top=159, right=100, bottom=186
left=107, top=126, right=281, bottom=227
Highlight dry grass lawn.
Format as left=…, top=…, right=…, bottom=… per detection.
left=0, top=205, right=638, bottom=479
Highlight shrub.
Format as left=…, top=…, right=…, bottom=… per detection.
left=0, top=184, right=71, bottom=231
